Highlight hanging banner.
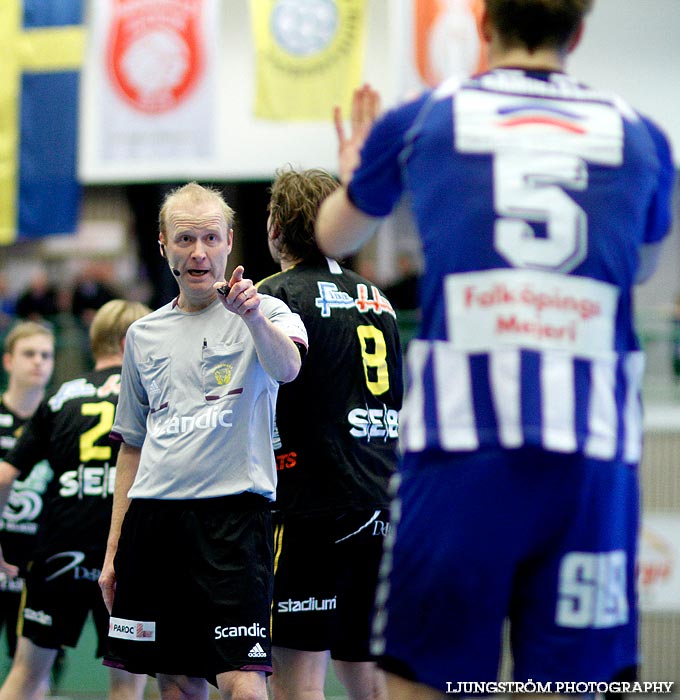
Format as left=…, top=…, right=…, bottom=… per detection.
left=394, top=0, right=487, bottom=99
left=0, top=0, right=84, bottom=245
left=79, top=0, right=220, bottom=181
left=250, top=0, right=367, bottom=121
left=414, top=0, right=487, bottom=87
left=639, top=513, right=680, bottom=612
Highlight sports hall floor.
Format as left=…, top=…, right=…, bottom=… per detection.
left=0, top=618, right=349, bottom=699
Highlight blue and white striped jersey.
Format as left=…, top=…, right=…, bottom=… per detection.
left=349, top=68, right=675, bottom=461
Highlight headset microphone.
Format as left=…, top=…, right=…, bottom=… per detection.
left=159, top=241, right=181, bottom=277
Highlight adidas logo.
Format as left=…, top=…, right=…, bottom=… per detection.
left=248, top=643, right=267, bottom=658
left=149, top=380, right=161, bottom=396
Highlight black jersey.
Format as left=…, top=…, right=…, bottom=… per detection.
left=259, top=259, right=403, bottom=517
left=0, top=398, right=53, bottom=569
left=5, top=367, right=123, bottom=554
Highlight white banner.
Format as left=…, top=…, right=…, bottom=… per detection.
left=77, top=0, right=678, bottom=183
left=79, top=0, right=220, bottom=181
left=639, top=513, right=680, bottom=612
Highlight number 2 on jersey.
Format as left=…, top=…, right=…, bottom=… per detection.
left=79, top=401, right=115, bottom=463
left=356, top=326, right=390, bottom=396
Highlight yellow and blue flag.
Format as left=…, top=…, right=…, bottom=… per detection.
left=0, top=0, right=85, bottom=245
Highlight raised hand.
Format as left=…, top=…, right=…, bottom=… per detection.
left=334, top=84, right=381, bottom=186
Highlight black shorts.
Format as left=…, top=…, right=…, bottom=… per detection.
left=271, top=509, right=389, bottom=661
left=19, top=548, right=109, bottom=655
left=0, top=574, right=26, bottom=656
left=105, top=494, right=274, bottom=683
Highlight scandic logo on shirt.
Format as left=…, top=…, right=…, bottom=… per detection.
left=214, top=622, right=267, bottom=640
left=109, top=617, right=156, bottom=641
left=150, top=406, right=233, bottom=437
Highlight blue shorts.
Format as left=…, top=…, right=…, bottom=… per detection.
left=372, top=447, right=639, bottom=690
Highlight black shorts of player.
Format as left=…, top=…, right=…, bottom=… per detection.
left=271, top=508, right=389, bottom=661
left=0, top=573, right=26, bottom=656
left=19, top=548, right=110, bottom=655
left=105, top=493, right=274, bottom=684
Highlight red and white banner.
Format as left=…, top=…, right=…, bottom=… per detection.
left=79, top=0, right=220, bottom=181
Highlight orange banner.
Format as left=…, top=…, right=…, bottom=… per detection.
left=414, top=0, right=487, bottom=87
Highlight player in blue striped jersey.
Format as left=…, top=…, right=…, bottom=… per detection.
left=317, top=0, right=675, bottom=697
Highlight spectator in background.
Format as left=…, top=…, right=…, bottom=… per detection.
left=71, top=261, right=118, bottom=328
left=0, top=274, right=17, bottom=334
left=15, top=270, right=59, bottom=323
